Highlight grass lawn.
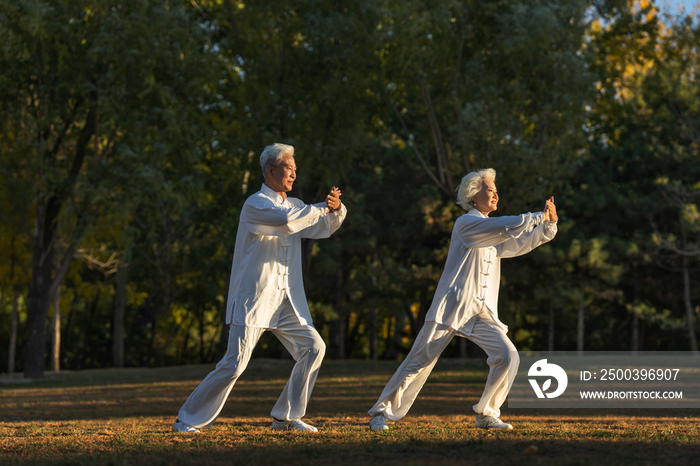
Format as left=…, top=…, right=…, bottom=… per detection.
left=1, top=358, right=699, bottom=465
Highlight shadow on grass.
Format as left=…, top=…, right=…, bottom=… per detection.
left=4, top=421, right=700, bottom=466
left=1, top=358, right=700, bottom=465
left=0, top=359, right=490, bottom=422
left=2, top=358, right=695, bottom=421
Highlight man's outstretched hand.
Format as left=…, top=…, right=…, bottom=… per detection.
left=326, top=187, right=342, bottom=212
left=543, top=196, right=558, bottom=222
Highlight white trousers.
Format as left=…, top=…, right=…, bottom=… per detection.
left=177, top=298, right=326, bottom=428
left=368, top=308, right=519, bottom=421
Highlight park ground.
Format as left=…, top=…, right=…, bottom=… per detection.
left=1, top=358, right=699, bottom=465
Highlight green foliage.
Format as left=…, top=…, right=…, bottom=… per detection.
left=1, top=0, right=699, bottom=373
left=376, top=0, right=592, bottom=211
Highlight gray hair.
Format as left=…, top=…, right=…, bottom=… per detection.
left=456, top=168, right=497, bottom=211
left=260, top=143, right=295, bottom=178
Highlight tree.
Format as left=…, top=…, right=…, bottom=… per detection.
left=561, top=0, right=700, bottom=353
left=0, top=0, right=214, bottom=377
left=376, top=0, right=593, bottom=213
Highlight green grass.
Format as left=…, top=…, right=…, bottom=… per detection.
left=1, top=358, right=699, bottom=465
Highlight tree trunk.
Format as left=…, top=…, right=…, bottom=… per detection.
left=24, top=102, right=96, bottom=379
left=632, top=275, right=640, bottom=354
left=113, top=259, right=128, bottom=368
left=62, top=294, right=77, bottom=368
left=469, top=340, right=486, bottom=359
left=199, top=307, right=206, bottom=363
left=368, top=262, right=379, bottom=360
left=403, top=298, right=417, bottom=338
left=152, top=243, right=173, bottom=366
left=345, top=312, right=361, bottom=359
left=385, top=314, right=406, bottom=360
left=25, top=221, right=54, bottom=378
left=368, top=298, right=377, bottom=361
left=50, top=242, right=62, bottom=373
left=77, top=288, right=101, bottom=370
left=548, top=298, right=555, bottom=353
left=381, top=316, right=393, bottom=359
left=414, top=288, right=429, bottom=332
left=328, top=262, right=345, bottom=359
left=682, top=257, right=698, bottom=353
left=459, top=337, right=467, bottom=358
left=8, top=286, right=19, bottom=374
left=8, top=240, right=18, bottom=374
left=180, top=315, right=195, bottom=363
left=328, top=315, right=345, bottom=359
left=631, top=311, right=639, bottom=353
left=577, top=284, right=585, bottom=355
left=50, top=282, right=61, bottom=372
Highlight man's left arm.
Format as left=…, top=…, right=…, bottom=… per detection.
left=300, top=187, right=347, bottom=239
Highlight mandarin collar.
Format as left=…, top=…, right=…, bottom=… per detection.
left=467, top=208, right=487, bottom=218
left=261, top=183, right=286, bottom=204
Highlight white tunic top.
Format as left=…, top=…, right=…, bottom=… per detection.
left=225, top=184, right=347, bottom=327
left=425, top=209, right=557, bottom=335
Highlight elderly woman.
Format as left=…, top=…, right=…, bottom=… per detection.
left=368, top=168, right=557, bottom=431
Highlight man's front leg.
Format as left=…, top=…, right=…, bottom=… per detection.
left=269, top=318, right=326, bottom=431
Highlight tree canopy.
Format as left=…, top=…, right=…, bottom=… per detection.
left=1, top=0, right=698, bottom=376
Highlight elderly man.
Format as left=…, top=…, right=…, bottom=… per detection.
left=368, top=168, right=557, bottom=431
left=173, top=143, right=346, bottom=433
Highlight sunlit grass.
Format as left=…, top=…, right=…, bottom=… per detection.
left=1, top=358, right=699, bottom=465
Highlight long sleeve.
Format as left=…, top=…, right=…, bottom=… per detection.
left=301, top=203, right=347, bottom=239
left=495, top=221, right=558, bottom=258
left=454, top=211, right=545, bottom=249
left=243, top=196, right=328, bottom=237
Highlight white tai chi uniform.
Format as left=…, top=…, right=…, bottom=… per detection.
left=369, top=209, right=557, bottom=421
left=177, top=184, right=346, bottom=428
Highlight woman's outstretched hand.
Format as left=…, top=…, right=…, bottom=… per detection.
left=543, top=196, right=558, bottom=222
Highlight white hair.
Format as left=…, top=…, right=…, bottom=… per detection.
left=456, top=168, right=497, bottom=211
left=260, top=143, right=295, bottom=178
